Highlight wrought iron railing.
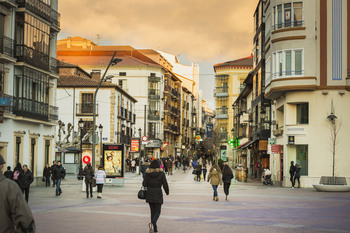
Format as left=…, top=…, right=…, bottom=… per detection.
left=16, top=0, right=51, bottom=21
left=76, top=103, right=98, bottom=115
left=148, top=110, right=160, bottom=121
left=215, top=86, right=229, bottom=94
left=0, top=36, right=14, bottom=57
left=148, top=89, right=160, bottom=100
left=13, top=97, right=49, bottom=121
left=0, top=0, right=17, bottom=8
left=273, top=20, right=304, bottom=30
left=149, top=75, right=160, bottom=82
left=15, top=45, right=49, bottom=71
left=50, top=8, right=60, bottom=28
left=49, top=105, right=58, bottom=121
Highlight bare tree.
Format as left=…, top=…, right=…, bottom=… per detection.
left=202, top=124, right=223, bottom=164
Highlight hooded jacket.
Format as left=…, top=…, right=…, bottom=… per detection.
left=207, top=168, right=222, bottom=186
left=142, top=168, right=169, bottom=204
left=0, top=172, right=36, bottom=233
left=22, top=169, right=34, bottom=189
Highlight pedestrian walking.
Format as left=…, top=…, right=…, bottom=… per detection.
left=53, top=161, right=65, bottom=196
left=143, top=159, right=169, bottom=233
left=43, top=163, right=51, bottom=187
left=289, top=161, right=296, bottom=188
left=0, top=155, right=36, bottom=233
left=21, top=165, right=34, bottom=203
left=222, top=164, right=234, bottom=201
left=131, top=159, right=136, bottom=173
left=182, top=157, right=187, bottom=173
left=207, top=165, right=222, bottom=201
left=51, top=160, right=57, bottom=187
left=202, top=164, right=207, bottom=181
left=194, top=163, right=202, bottom=181
left=13, top=162, right=23, bottom=189
left=84, top=162, right=94, bottom=198
left=294, top=163, right=301, bottom=188
left=166, top=158, right=173, bottom=175
left=4, top=165, right=13, bottom=179
left=95, top=165, right=106, bottom=199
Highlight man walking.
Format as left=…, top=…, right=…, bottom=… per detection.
left=54, top=161, right=65, bottom=196
left=51, top=160, right=57, bottom=187
left=22, top=165, right=34, bottom=203
left=0, top=155, right=36, bottom=232
left=289, top=161, right=296, bottom=188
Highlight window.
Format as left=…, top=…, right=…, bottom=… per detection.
left=81, top=93, right=93, bottom=113
left=285, top=51, right=292, bottom=75
left=119, top=72, right=126, bottom=76
left=277, top=4, right=282, bottom=28
left=24, top=14, right=50, bottom=55
left=293, top=2, right=303, bottom=26
left=15, top=137, right=21, bottom=165
left=118, top=79, right=123, bottom=89
left=45, top=140, right=50, bottom=165
left=295, top=50, right=302, bottom=75
left=31, top=138, right=36, bottom=176
left=274, top=2, right=303, bottom=30
left=296, top=103, right=308, bottom=124
left=0, top=13, right=5, bottom=36
left=0, top=64, right=4, bottom=94
left=272, top=49, right=304, bottom=78
left=284, top=3, right=292, bottom=27
left=82, top=121, right=93, bottom=138
left=296, top=145, right=308, bottom=176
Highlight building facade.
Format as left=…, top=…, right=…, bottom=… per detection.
left=0, top=0, right=60, bottom=184
left=263, top=0, right=350, bottom=187
left=56, top=62, right=136, bottom=172
left=213, top=56, right=253, bottom=166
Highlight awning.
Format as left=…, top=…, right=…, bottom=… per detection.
left=240, top=139, right=258, bottom=149
left=236, top=140, right=251, bottom=149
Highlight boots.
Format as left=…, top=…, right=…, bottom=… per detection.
left=215, top=196, right=219, bottom=201
left=97, top=193, right=102, bottom=199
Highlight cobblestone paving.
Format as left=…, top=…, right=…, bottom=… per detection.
left=28, top=168, right=350, bottom=233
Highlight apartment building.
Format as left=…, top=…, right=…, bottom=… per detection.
left=0, top=0, right=60, bottom=184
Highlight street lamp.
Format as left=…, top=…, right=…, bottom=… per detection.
left=92, top=51, right=122, bottom=170
left=98, top=124, right=103, bottom=164
left=121, top=124, right=125, bottom=143
left=138, top=127, right=142, bottom=158
left=78, top=118, right=84, bottom=180
left=260, top=109, right=266, bottom=120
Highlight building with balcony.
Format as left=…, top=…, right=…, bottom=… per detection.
left=0, top=0, right=60, bottom=184
left=262, top=0, right=350, bottom=187
left=56, top=62, right=136, bottom=171
left=213, top=55, right=253, bottom=165
left=57, top=37, right=165, bottom=159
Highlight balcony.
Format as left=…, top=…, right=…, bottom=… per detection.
left=219, top=132, right=228, bottom=141
left=132, top=113, right=136, bottom=123
left=119, top=106, right=125, bottom=119
left=214, top=86, right=229, bottom=97
left=15, top=45, right=49, bottom=71
left=148, top=89, right=160, bottom=100
left=16, top=0, right=51, bottom=21
left=149, top=75, right=160, bottom=82
left=50, top=8, right=60, bottom=29
left=49, top=105, right=58, bottom=121
left=76, top=103, right=98, bottom=116
left=215, top=107, right=228, bottom=119
left=272, top=20, right=305, bottom=32
left=0, top=36, right=15, bottom=62
left=0, top=0, right=17, bottom=8
left=148, top=110, right=160, bottom=121
left=13, top=97, right=49, bottom=121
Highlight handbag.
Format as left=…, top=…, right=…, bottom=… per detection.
left=92, top=179, right=97, bottom=187
left=42, top=177, right=45, bottom=182
left=192, top=170, right=197, bottom=175
left=138, top=186, right=147, bottom=200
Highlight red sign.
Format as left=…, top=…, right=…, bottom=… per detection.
left=164, top=142, right=168, bottom=147
left=131, top=139, right=139, bottom=152
left=142, top=136, right=148, bottom=142
left=271, top=144, right=282, bottom=153
left=83, top=156, right=91, bottom=164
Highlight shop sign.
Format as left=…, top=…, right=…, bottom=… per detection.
left=131, top=139, right=139, bottom=152
left=268, top=138, right=276, bottom=145
left=271, top=144, right=282, bottom=153
left=288, top=136, right=295, bottom=145
left=259, top=140, right=268, bottom=150
left=146, top=140, right=162, bottom=148
left=220, top=149, right=227, bottom=161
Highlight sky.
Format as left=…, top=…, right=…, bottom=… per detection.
left=58, top=0, right=257, bottom=109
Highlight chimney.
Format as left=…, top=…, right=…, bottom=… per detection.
left=91, top=70, right=101, bottom=81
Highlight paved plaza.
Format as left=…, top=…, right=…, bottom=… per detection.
left=28, top=168, right=350, bottom=233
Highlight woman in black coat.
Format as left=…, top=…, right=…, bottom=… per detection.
left=222, top=164, right=234, bottom=201
left=143, top=160, right=169, bottom=233
left=43, top=163, right=51, bottom=187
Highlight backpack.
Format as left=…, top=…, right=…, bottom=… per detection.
left=13, top=170, right=20, bottom=180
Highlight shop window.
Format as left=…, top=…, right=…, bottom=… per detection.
left=296, top=103, right=308, bottom=124
left=296, top=145, right=308, bottom=176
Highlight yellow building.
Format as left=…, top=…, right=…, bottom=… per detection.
left=213, top=56, right=253, bottom=165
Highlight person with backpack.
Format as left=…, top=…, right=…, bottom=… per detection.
left=83, top=162, right=94, bottom=198
left=13, top=163, right=23, bottom=189
left=4, top=166, right=13, bottom=179
left=21, top=165, right=34, bottom=203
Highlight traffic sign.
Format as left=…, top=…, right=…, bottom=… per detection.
left=83, top=155, right=91, bottom=164
left=142, top=136, right=148, bottom=142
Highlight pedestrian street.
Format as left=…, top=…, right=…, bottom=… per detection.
left=29, top=168, right=350, bottom=233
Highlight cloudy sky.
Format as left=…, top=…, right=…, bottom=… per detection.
left=58, top=0, right=257, bottom=108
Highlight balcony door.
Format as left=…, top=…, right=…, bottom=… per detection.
left=81, top=93, right=93, bottom=113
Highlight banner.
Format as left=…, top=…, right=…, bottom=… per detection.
left=206, top=124, right=213, bottom=138
left=131, top=139, right=139, bottom=152
left=103, top=144, right=124, bottom=177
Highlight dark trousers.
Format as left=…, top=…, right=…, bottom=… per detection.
left=52, top=178, right=56, bottom=187
left=203, top=171, right=207, bottom=181
left=223, top=182, right=231, bottom=196
left=149, top=202, right=162, bottom=232
left=45, top=176, right=51, bottom=187
left=86, top=181, right=93, bottom=197
left=22, top=187, right=30, bottom=202
left=290, top=175, right=295, bottom=187
left=294, top=176, right=300, bottom=187
left=97, top=184, right=103, bottom=193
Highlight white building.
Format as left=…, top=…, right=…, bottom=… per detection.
left=0, top=0, right=60, bottom=184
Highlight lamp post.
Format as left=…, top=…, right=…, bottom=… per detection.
left=78, top=118, right=84, bottom=180
left=92, top=52, right=122, bottom=170
left=121, top=124, right=125, bottom=144
left=138, top=128, right=142, bottom=158
left=98, top=124, right=103, bottom=166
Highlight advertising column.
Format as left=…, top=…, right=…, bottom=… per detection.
left=102, top=144, right=124, bottom=186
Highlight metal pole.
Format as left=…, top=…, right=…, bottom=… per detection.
left=100, top=130, right=103, bottom=164
left=144, top=105, right=147, bottom=158
left=92, top=51, right=117, bottom=170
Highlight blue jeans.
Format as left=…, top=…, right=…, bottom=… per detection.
left=56, top=179, right=62, bottom=195
left=212, top=185, right=218, bottom=197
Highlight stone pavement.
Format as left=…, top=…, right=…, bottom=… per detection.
left=28, top=168, right=350, bottom=233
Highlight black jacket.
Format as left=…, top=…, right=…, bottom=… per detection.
left=222, top=172, right=234, bottom=183
left=54, top=165, right=66, bottom=180
left=4, top=170, right=13, bottom=179
left=83, top=166, right=94, bottom=183
left=295, top=166, right=301, bottom=178
left=43, top=167, right=51, bottom=177
left=22, top=170, right=34, bottom=189
left=289, top=165, right=296, bottom=176
left=142, top=168, right=169, bottom=204
left=51, top=164, right=58, bottom=179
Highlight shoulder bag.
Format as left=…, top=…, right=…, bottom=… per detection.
left=138, top=186, right=147, bottom=200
